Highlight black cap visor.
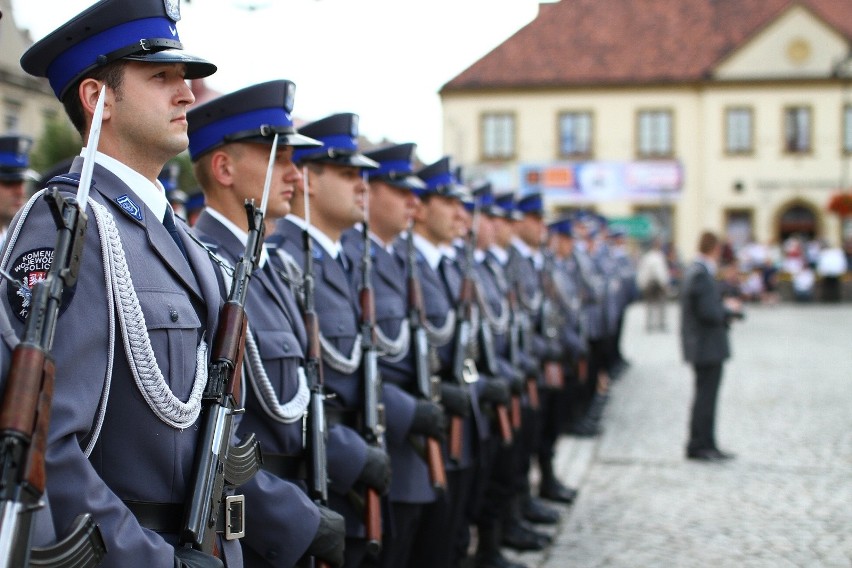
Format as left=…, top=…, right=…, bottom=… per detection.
left=124, top=48, right=216, bottom=79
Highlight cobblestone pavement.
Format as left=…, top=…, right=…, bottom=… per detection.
left=510, top=302, right=852, bottom=568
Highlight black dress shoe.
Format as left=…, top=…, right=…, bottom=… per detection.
left=475, top=551, right=529, bottom=568
left=539, top=480, right=578, bottom=504
left=501, top=521, right=551, bottom=551
left=687, top=448, right=735, bottom=462
left=522, top=497, right=560, bottom=524
left=710, top=448, right=736, bottom=460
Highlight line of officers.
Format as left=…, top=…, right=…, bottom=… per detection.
left=0, top=1, right=636, bottom=567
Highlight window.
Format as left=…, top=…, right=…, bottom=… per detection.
left=481, top=113, right=515, bottom=160
left=637, top=109, right=673, bottom=158
left=4, top=100, right=21, bottom=133
left=843, top=105, right=852, bottom=154
left=558, top=111, right=593, bottom=157
left=725, top=107, right=753, bottom=155
left=784, top=106, right=811, bottom=153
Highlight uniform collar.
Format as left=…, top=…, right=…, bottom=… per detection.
left=84, top=149, right=168, bottom=222
left=489, top=244, right=508, bottom=265
left=412, top=232, right=442, bottom=271
left=285, top=213, right=343, bottom=259
left=204, top=206, right=270, bottom=267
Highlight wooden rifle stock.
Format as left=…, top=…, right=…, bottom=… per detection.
left=0, top=189, right=107, bottom=568
left=510, top=395, right=522, bottom=430
left=358, top=225, right=384, bottom=556
left=181, top=201, right=264, bottom=554
left=495, top=403, right=512, bottom=446
left=405, top=235, right=447, bottom=491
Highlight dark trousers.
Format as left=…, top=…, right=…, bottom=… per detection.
left=409, top=467, right=475, bottom=568
left=687, top=362, right=724, bottom=453
left=379, top=502, right=423, bottom=568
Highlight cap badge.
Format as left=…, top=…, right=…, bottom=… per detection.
left=164, top=0, right=181, bottom=22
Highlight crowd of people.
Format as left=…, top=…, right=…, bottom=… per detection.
left=635, top=233, right=852, bottom=312
left=0, top=2, right=641, bottom=568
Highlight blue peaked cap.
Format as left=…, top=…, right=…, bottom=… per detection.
left=415, top=157, right=467, bottom=200
left=0, top=135, right=38, bottom=183
left=292, top=113, right=378, bottom=169
left=158, top=162, right=180, bottom=192
left=364, top=143, right=425, bottom=191
left=20, top=0, right=216, bottom=100
left=187, top=80, right=321, bottom=161
left=516, top=192, right=544, bottom=216
left=492, top=191, right=521, bottom=220
left=548, top=218, right=574, bottom=237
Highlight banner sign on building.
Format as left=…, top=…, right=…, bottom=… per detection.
left=519, top=160, right=682, bottom=201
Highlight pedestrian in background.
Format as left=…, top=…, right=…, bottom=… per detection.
left=680, top=231, right=743, bottom=462
left=636, top=237, right=669, bottom=332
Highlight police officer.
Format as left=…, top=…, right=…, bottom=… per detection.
left=187, top=80, right=346, bottom=568
left=547, top=219, right=590, bottom=432
left=490, top=193, right=557, bottom=552
left=340, top=143, right=448, bottom=567
left=268, top=113, right=391, bottom=568
left=406, top=157, right=484, bottom=568
left=0, top=135, right=38, bottom=242
left=3, top=0, right=231, bottom=566
left=570, top=213, right=609, bottom=436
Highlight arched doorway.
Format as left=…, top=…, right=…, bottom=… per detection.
left=777, top=201, right=819, bottom=241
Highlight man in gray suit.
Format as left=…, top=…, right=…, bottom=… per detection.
left=680, top=231, right=742, bottom=462
left=4, top=1, right=234, bottom=566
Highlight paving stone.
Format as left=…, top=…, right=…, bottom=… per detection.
left=533, top=303, right=852, bottom=567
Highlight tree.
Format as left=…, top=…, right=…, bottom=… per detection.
left=30, top=116, right=81, bottom=176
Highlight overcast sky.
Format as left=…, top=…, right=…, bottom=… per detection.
left=10, top=0, right=544, bottom=164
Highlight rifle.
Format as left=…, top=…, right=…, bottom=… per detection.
left=539, top=252, right=565, bottom=390
left=358, top=188, right=383, bottom=556
left=505, top=286, right=523, bottom=430
left=0, top=88, right=108, bottom=568
left=507, top=260, right=540, bottom=411
left=179, top=134, right=277, bottom=555
left=405, top=230, right=447, bottom=493
left=300, top=167, right=331, bottom=568
left=465, top=219, right=512, bottom=446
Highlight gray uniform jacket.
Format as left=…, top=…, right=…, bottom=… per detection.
left=0, top=161, right=241, bottom=568
left=680, top=260, right=731, bottom=365
left=269, top=218, right=369, bottom=537
left=193, top=211, right=320, bottom=567
left=342, top=228, right=436, bottom=505
left=573, top=246, right=606, bottom=341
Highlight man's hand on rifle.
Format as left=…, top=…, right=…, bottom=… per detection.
left=358, top=446, right=392, bottom=496
left=507, top=367, right=525, bottom=395
left=306, top=505, right=346, bottom=568
left=411, top=399, right=447, bottom=441
left=439, top=383, right=471, bottom=418
left=480, top=377, right=511, bottom=406
left=174, top=547, right=224, bottom=568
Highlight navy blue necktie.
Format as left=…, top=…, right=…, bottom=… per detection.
left=163, top=207, right=188, bottom=261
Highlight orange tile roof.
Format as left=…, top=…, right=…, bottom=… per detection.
left=441, top=0, right=852, bottom=92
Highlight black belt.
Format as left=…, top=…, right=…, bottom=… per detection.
left=262, top=453, right=307, bottom=480
left=325, top=407, right=360, bottom=429
left=124, top=497, right=245, bottom=541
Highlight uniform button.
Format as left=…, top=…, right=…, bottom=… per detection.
left=283, top=344, right=290, bottom=352
left=337, top=324, right=344, bottom=331
left=169, top=306, right=179, bottom=322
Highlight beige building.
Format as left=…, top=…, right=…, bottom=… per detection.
left=0, top=0, right=65, bottom=146
left=441, top=0, right=852, bottom=252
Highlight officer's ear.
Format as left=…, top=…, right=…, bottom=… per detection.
left=79, top=78, right=109, bottom=123
left=209, top=149, right=235, bottom=186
